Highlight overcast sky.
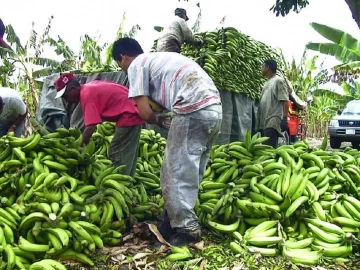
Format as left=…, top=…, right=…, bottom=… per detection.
left=1, top=0, right=359, bottom=69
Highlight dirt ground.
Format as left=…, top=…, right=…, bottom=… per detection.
left=307, top=137, right=351, bottom=151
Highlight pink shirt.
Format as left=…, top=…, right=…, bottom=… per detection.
left=80, top=80, right=144, bottom=127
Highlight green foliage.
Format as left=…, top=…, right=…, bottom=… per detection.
left=270, top=0, right=310, bottom=16
left=307, top=22, right=360, bottom=75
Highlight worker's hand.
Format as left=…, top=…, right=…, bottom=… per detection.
left=156, top=113, right=172, bottom=130
left=7, top=125, right=15, bottom=134
left=280, top=117, right=288, bottom=132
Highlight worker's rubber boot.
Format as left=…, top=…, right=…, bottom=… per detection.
left=167, top=229, right=202, bottom=247
left=157, top=210, right=176, bottom=241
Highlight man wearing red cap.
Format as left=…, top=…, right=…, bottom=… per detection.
left=0, top=19, right=10, bottom=48
left=54, top=74, right=145, bottom=177
left=156, top=8, right=202, bottom=53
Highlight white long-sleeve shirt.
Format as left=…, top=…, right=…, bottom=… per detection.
left=157, top=16, right=198, bottom=51
left=127, top=52, right=221, bottom=115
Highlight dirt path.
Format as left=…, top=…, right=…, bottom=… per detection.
left=307, top=137, right=351, bottom=151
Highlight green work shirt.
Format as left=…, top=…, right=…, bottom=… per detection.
left=257, top=75, right=289, bottom=135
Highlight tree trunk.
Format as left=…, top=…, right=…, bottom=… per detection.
left=313, top=122, right=316, bottom=138
left=344, top=0, right=360, bottom=29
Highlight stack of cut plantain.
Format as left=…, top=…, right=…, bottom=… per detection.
left=194, top=130, right=360, bottom=265
left=151, top=27, right=283, bottom=99
left=0, top=125, right=167, bottom=269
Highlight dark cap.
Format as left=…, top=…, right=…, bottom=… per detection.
left=0, top=19, right=9, bottom=48
left=175, top=8, right=189, bottom=21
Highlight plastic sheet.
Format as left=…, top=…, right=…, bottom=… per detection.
left=146, top=91, right=258, bottom=144
left=35, top=73, right=69, bottom=133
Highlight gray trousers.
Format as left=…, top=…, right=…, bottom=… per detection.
left=108, top=125, right=142, bottom=177
left=0, top=118, right=25, bottom=137
left=161, top=104, right=222, bottom=232
left=261, top=128, right=279, bottom=148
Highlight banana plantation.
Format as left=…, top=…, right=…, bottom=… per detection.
left=1, top=4, right=360, bottom=270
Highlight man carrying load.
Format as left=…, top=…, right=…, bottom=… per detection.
left=53, top=74, right=144, bottom=177
left=112, top=38, right=222, bottom=246
left=156, top=8, right=202, bottom=53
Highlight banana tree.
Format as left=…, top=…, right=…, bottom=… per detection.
left=307, top=94, right=338, bottom=137
left=104, top=12, right=140, bottom=69
left=0, top=17, right=74, bottom=135
left=306, top=22, right=360, bottom=77
left=280, top=50, right=328, bottom=100
left=312, top=80, right=360, bottom=108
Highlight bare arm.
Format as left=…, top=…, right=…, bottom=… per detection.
left=282, top=101, right=289, bottom=119
left=134, top=96, right=158, bottom=124
left=81, top=125, right=97, bottom=146
left=13, top=109, right=27, bottom=127
left=277, top=79, right=289, bottom=118
left=8, top=108, right=27, bottom=133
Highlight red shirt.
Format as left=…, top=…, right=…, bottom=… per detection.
left=80, top=80, right=144, bottom=127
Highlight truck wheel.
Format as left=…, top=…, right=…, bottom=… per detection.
left=330, top=137, right=341, bottom=149
left=351, top=142, right=359, bottom=149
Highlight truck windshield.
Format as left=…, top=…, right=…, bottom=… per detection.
left=343, top=102, right=360, bottom=115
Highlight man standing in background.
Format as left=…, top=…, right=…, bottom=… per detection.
left=257, top=59, right=289, bottom=148
left=54, top=73, right=144, bottom=177
left=156, top=8, right=202, bottom=53
left=0, top=88, right=27, bottom=137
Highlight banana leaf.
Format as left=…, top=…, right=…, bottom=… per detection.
left=306, top=42, right=360, bottom=63
left=312, top=88, right=353, bottom=107
left=334, top=61, right=360, bottom=71
left=154, top=26, right=164, bottom=32
left=310, top=23, right=360, bottom=53
left=28, top=57, right=62, bottom=68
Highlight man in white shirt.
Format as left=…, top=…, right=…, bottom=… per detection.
left=112, top=38, right=222, bottom=246
left=0, top=88, right=27, bottom=137
left=156, top=8, right=202, bottom=53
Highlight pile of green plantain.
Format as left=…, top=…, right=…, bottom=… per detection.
left=0, top=123, right=166, bottom=269
left=196, top=131, right=360, bottom=265
left=151, top=27, right=283, bottom=99
left=4, top=120, right=360, bottom=269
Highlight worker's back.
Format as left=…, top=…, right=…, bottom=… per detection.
left=160, top=16, right=187, bottom=45
left=157, top=14, right=199, bottom=53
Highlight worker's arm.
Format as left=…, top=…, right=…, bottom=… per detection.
left=179, top=19, right=200, bottom=45
left=80, top=98, right=102, bottom=145
left=282, top=101, right=289, bottom=118
left=134, top=96, right=158, bottom=124
left=8, top=98, right=27, bottom=133
left=277, top=79, right=289, bottom=118
left=8, top=109, right=27, bottom=133
left=81, top=124, right=96, bottom=146
left=128, top=62, right=156, bottom=125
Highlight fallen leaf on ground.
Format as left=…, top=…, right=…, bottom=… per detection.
left=147, top=223, right=171, bottom=246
